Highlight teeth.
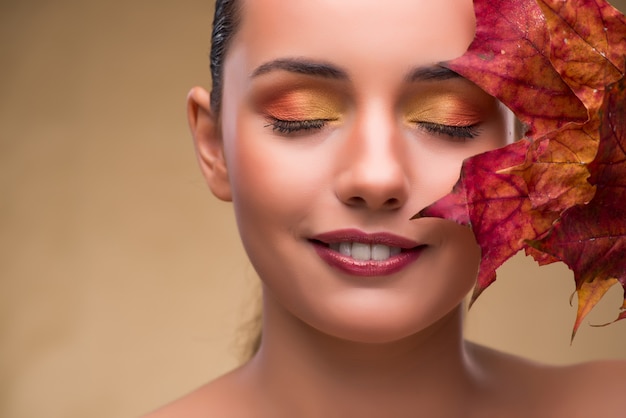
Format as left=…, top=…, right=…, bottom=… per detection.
left=339, top=242, right=352, bottom=256
left=328, top=242, right=402, bottom=261
left=351, top=242, right=371, bottom=261
left=371, top=244, right=390, bottom=261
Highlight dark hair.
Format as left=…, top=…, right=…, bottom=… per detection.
left=210, top=0, right=262, bottom=358
left=210, top=0, right=242, bottom=114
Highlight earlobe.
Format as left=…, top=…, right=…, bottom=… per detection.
left=187, top=87, right=232, bottom=202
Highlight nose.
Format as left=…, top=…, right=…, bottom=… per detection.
left=334, top=110, right=410, bottom=211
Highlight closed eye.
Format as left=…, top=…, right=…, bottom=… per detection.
left=265, top=117, right=334, bottom=134
left=264, top=117, right=482, bottom=140
left=416, top=121, right=482, bottom=140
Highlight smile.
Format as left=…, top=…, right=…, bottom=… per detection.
left=328, top=242, right=402, bottom=261
left=309, top=229, right=425, bottom=276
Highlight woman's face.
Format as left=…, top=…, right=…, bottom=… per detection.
left=208, top=0, right=508, bottom=343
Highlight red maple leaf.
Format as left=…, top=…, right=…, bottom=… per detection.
left=530, top=76, right=626, bottom=337
left=537, top=0, right=626, bottom=112
left=507, top=0, right=626, bottom=217
left=443, top=0, right=588, bottom=137
left=506, top=119, right=598, bottom=214
left=416, top=140, right=558, bottom=302
left=416, top=0, right=626, bottom=331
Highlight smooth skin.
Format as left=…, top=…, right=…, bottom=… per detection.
left=146, top=0, right=626, bottom=416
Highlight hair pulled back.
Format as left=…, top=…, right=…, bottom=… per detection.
left=210, top=0, right=262, bottom=358
left=210, top=0, right=242, bottom=114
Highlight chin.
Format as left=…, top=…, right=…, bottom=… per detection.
left=309, top=296, right=462, bottom=345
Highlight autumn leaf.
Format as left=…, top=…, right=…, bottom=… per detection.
left=417, top=140, right=558, bottom=302
left=537, top=0, right=626, bottom=112
left=505, top=120, right=598, bottom=214
left=415, top=0, right=626, bottom=330
left=443, top=0, right=588, bottom=137
left=529, top=76, right=626, bottom=337
left=417, top=0, right=588, bottom=302
left=507, top=0, right=626, bottom=218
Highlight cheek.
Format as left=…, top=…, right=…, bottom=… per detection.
left=415, top=222, right=481, bottom=320
left=223, top=124, right=326, bottom=234
left=441, top=224, right=481, bottom=286
left=407, top=144, right=471, bottom=210
left=411, top=126, right=509, bottom=209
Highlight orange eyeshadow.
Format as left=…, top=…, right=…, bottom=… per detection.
left=404, top=95, right=485, bottom=126
left=262, top=89, right=343, bottom=121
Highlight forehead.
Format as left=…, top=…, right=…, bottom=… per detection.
left=232, top=0, right=476, bottom=75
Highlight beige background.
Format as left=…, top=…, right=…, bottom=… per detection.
left=2, top=1, right=626, bottom=417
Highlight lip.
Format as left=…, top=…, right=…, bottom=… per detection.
left=309, top=229, right=426, bottom=277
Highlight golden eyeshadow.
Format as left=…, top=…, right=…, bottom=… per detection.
left=404, top=94, right=486, bottom=126
left=259, top=89, right=344, bottom=121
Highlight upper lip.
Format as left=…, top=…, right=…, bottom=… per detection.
left=310, top=228, right=421, bottom=249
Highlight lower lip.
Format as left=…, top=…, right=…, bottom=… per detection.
left=311, top=242, right=425, bottom=277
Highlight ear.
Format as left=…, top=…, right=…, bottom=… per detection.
left=187, top=87, right=232, bottom=201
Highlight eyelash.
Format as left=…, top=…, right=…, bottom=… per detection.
left=265, top=117, right=482, bottom=140
left=265, top=118, right=330, bottom=134
left=417, top=121, right=482, bottom=140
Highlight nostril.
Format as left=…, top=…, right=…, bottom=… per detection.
left=346, top=196, right=367, bottom=207
left=344, top=196, right=402, bottom=210
left=384, top=198, right=401, bottom=209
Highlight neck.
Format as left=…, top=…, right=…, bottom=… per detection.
left=244, top=290, right=478, bottom=417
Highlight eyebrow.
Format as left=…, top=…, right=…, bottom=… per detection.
left=405, top=65, right=462, bottom=83
left=250, top=58, right=461, bottom=84
left=251, top=58, right=349, bottom=80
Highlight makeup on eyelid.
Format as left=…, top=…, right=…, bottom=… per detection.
left=260, top=89, right=344, bottom=121
left=253, top=79, right=498, bottom=139
left=403, top=93, right=491, bottom=124
left=405, top=102, right=482, bottom=127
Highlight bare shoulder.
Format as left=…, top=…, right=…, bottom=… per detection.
left=142, top=366, right=257, bottom=418
left=466, top=342, right=626, bottom=417
left=553, top=358, right=626, bottom=413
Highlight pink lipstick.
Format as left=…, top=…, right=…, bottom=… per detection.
left=309, top=229, right=425, bottom=276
